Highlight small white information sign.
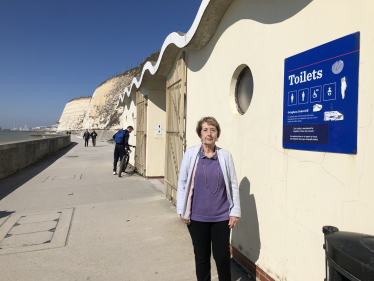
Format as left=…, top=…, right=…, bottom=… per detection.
left=157, top=124, right=162, bottom=135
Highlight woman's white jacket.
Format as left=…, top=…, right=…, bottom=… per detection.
left=176, top=144, right=241, bottom=220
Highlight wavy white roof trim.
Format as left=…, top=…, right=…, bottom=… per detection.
left=117, top=0, right=233, bottom=106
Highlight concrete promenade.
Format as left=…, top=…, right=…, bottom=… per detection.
left=0, top=136, right=252, bottom=281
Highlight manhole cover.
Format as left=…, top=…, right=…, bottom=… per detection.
left=0, top=208, right=74, bottom=255
left=43, top=175, right=82, bottom=183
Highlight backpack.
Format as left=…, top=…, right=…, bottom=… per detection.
left=114, top=130, right=127, bottom=144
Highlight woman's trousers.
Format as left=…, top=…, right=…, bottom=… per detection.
left=187, top=220, right=231, bottom=281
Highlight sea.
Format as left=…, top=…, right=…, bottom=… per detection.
left=0, top=131, right=46, bottom=144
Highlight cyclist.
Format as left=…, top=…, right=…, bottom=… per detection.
left=113, top=126, right=133, bottom=175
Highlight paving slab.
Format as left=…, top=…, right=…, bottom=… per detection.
left=0, top=136, right=253, bottom=280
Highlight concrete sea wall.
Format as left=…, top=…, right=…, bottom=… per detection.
left=30, top=134, right=61, bottom=139
left=0, top=136, right=71, bottom=180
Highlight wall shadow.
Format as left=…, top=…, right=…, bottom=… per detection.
left=232, top=177, right=261, bottom=262
left=188, top=0, right=313, bottom=72
left=231, top=0, right=313, bottom=25
left=0, top=142, right=78, bottom=202
left=148, top=92, right=166, bottom=112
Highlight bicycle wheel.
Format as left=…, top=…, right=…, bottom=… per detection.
left=118, top=154, right=129, bottom=177
left=124, top=154, right=129, bottom=171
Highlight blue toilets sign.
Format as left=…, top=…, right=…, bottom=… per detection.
left=283, top=32, right=360, bottom=154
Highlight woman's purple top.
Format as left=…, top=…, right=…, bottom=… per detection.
left=190, top=146, right=230, bottom=222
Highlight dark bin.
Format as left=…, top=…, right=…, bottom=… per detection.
left=323, top=226, right=374, bottom=281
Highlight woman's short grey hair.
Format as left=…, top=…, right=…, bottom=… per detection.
left=196, top=117, right=221, bottom=139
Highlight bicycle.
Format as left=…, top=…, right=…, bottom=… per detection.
left=118, top=145, right=135, bottom=177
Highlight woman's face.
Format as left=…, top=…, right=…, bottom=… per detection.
left=200, top=122, right=218, bottom=146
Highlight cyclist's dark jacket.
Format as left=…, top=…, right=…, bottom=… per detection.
left=91, top=132, right=98, bottom=139
left=113, top=129, right=130, bottom=147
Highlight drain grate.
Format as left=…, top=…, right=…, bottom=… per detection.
left=66, top=156, right=78, bottom=158
left=0, top=208, right=74, bottom=255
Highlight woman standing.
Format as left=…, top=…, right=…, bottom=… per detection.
left=177, top=117, right=241, bottom=281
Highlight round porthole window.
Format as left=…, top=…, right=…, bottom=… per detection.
left=229, top=65, right=254, bottom=115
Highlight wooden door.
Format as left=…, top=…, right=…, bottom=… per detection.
left=165, top=52, right=186, bottom=203
left=136, top=91, right=147, bottom=176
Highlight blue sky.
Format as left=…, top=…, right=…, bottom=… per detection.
left=0, top=0, right=202, bottom=129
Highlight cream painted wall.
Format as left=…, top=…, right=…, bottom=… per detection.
left=144, top=89, right=167, bottom=177
left=185, top=0, right=374, bottom=280
left=122, top=94, right=137, bottom=167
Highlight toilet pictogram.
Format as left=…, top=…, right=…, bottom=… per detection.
left=310, top=86, right=322, bottom=103
left=298, top=88, right=309, bottom=105
left=288, top=91, right=297, bottom=106
left=323, top=83, right=336, bottom=101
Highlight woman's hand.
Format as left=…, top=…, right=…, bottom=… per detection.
left=180, top=215, right=191, bottom=225
left=229, top=216, right=239, bottom=229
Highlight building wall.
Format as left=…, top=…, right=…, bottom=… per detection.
left=185, top=0, right=374, bottom=280
left=145, top=89, right=166, bottom=177
left=122, top=94, right=137, bottom=167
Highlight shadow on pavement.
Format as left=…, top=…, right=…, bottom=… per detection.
left=88, top=145, right=106, bottom=147
left=0, top=211, right=15, bottom=220
left=0, top=142, right=78, bottom=202
left=119, top=167, right=138, bottom=178
left=231, top=258, right=255, bottom=280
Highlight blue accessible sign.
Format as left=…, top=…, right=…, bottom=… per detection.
left=283, top=32, right=360, bottom=154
